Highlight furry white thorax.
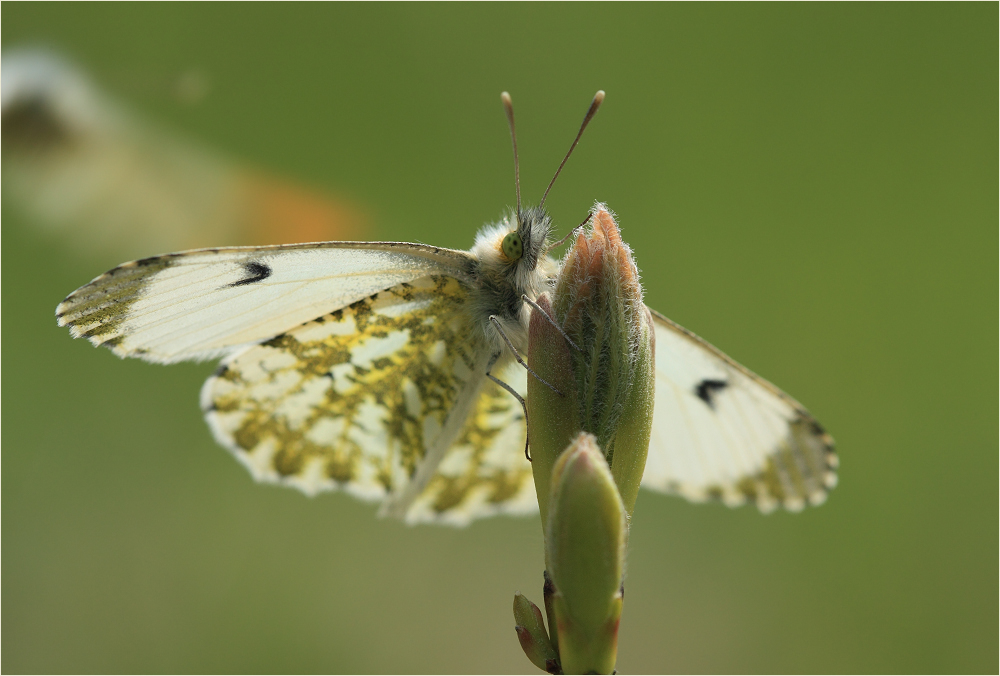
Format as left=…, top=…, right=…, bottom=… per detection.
left=468, top=206, right=559, bottom=359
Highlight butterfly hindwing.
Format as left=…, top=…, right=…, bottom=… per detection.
left=643, top=309, right=838, bottom=512
left=56, top=242, right=474, bottom=364
left=402, top=362, right=535, bottom=526
left=201, top=274, right=535, bottom=524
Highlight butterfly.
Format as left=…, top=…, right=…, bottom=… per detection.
left=56, top=91, right=837, bottom=526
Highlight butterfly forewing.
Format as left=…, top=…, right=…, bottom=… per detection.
left=642, top=309, right=838, bottom=512
left=56, top=242, right=474, bottom=364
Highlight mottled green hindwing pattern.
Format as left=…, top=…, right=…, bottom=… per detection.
left=406, top=363, right=536, bottom=525
left=202, top=275, right=537, bottom=524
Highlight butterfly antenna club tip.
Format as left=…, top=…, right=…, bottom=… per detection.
left=501, top=91, right=522, bottom=216
left=539, top=89, right=605, bottom=208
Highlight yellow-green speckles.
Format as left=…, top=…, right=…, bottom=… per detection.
left=56, top=257, right=174, bottom=348
left=420, top=378, right=533, bottom=519
left=721, top=416, right=835, bottom=512
left=204, top=275, right=487, bottom=503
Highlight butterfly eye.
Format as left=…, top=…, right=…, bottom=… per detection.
left=501, top=231, right=523, bottom=261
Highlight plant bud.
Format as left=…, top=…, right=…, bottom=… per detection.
left=545, top=433, right=625, bottom=675
left=513, top=592, right=561, bottom=674
left=527, top=204, right=654, bottom=520
left=526, top=292, right=580, bottom=526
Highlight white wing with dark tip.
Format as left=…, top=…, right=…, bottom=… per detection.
left=643, top=309, right=838, bottom=512
left=56, top=241, right=474, bottom=364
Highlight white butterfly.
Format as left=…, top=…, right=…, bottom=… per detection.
left=56, top=92, right=836, bottom=525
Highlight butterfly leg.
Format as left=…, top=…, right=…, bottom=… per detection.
left=545, top=211, right=593, bottom=252
left=521, top=294, right=582, bottom=352
left=488, top=315, right=563, bottom=396
left=485, top=352, right=532, bottom=462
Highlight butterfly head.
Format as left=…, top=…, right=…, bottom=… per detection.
left=472, top=205, right=553, bottom=283
left=467, top=91, right=603, bottom=338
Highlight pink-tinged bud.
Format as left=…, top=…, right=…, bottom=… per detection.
left=528, top=204, right=654, bottom=520
left=513, top=592, right=561, bottom=674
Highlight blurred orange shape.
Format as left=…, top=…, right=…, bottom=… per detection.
left=1, top=48, right=367, bottom=258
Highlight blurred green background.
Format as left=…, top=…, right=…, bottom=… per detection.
left=3, top=4, right=996, bottom=673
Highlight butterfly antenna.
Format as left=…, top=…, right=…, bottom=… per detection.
left=539, top=90, right=605, bottom=208
left=501, top=92, right=521, bottom=217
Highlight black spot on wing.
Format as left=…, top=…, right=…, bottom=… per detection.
left=694, top=379, right=728, bottom=409
left=228, top=261, right=272, bottom=287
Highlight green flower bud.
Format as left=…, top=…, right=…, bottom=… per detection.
left=513, top=592, right=562, bottom=674
left=527, top=292, right=580, bottom=527
left=545, top=433, right=625, bottom=675
left=527, top=204, right=654, bottom=521
left=521, top=205, right=651, bottom=673
left=608, top=304, right=654, bottom=519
